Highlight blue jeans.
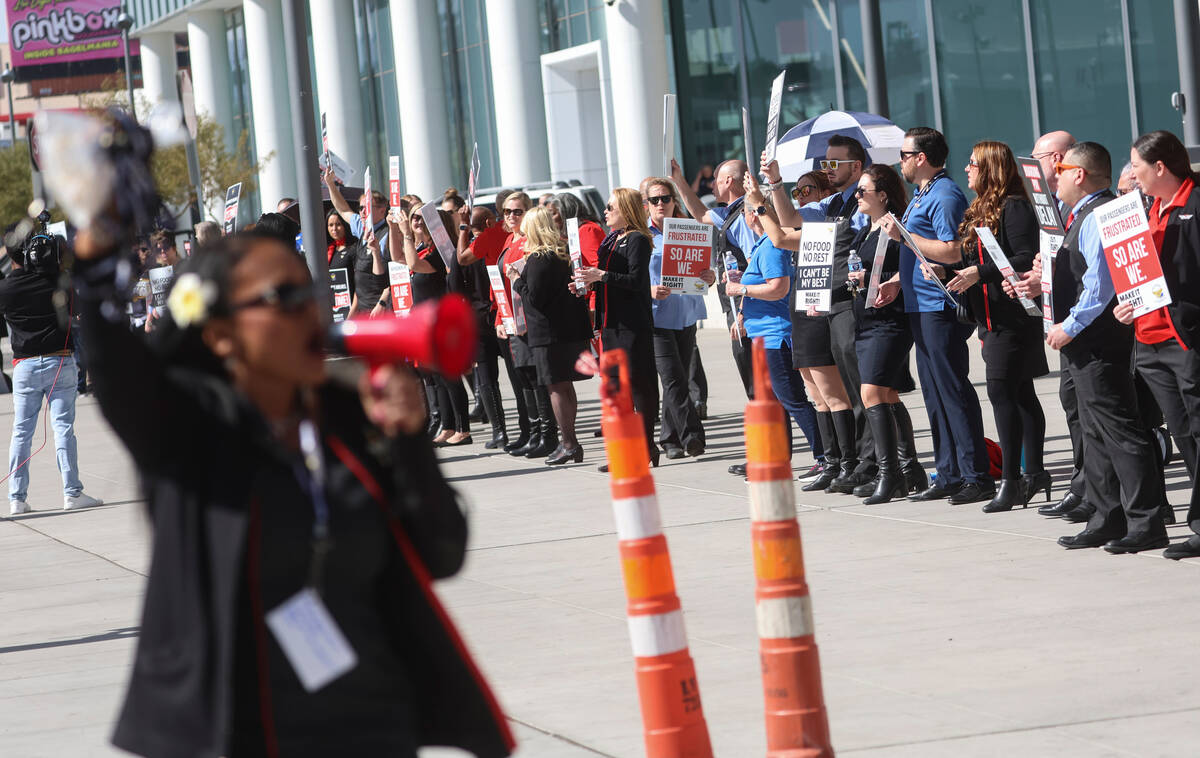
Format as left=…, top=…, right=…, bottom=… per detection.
left=764, top=342, right=823, bottom=462
left=8, top=355, right=82, bottom=501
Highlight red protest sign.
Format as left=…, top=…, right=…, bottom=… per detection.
left=388, top=262, right=413, bottom=316
left=660, top=218, right=713, bottom=294
left=388, top=156, right=401, bottom=208
left=1094, top=191, right=1172, bottom=318
left=487, top=264, right=516, bottom=334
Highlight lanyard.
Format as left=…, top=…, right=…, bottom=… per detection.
left=903, top=170, right=947, bottom=225
left=294, top=419, right=333, bottom=593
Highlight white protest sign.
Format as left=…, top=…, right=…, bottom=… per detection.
left=763, top=71, right=786, bottom=164
left=148, top=266, right=175, bottom=309
left=1094, top=190, right=1173, bottom=318
left=865, top=228, right=889, bottom=308
left=468, top=142, right=481, bottom=211
left=661, top=218, right=713, bottom=294
left=488, top=264, right=517, bottom=335
left=326, top=150, right=355, bottom=185
left=887, top=212, right=959, bottom=308
left=1039, top=230, right=1063, bottom=331
left=975, top=227, right=1041, bottom=317
left=222, top=183, right=242, bottom=235
left=419, top=201, right=456, bottom=270
left=388, top=156, right=401, bottom=207
left=388, top=261, right=413, bottom=316
left=362, top=167, right=373, bottom=225
left=795, top=222, right=836, bottom=312
left=742, top=106, right=754, bottom=170
left=663, top=94, right=677, bottom=177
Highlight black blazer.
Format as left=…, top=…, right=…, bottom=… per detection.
left=961, top=196, right=1041, bottom=332
left=75, top=258, right=514, bottom=758
left=594, top=230, right=653, bottom=333
left=511, top=250, right=592, bottom=347
left=1157, top=181, right=1200, bottom=348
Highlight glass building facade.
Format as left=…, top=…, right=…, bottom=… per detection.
left=438, top=0, right=502, bottom=189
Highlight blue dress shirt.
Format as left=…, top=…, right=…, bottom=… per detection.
left=797, top=182, right=869, bottom=231
left=649, top=225, right=708, bottom=330
left=1062, top=190, right=1116, bottom=338
left=899, top=170, right=969, bottom=312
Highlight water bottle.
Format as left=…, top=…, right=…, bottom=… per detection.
left=723, top=251, right=739, bottom=273
left=846, top=248, right=863, bottom=295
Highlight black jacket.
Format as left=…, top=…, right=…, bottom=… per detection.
left=76, top=259, right=514, bottom=758
left=1156, top=181, right=1200, bottom=348
left=961, top=197, right=1041, bottom=333
left=0, top=268, right=70, bottom=358
left=511, top=251, right=592, bottom=347
left=594, top=230, right=653, bottom=333
left=1052, top=189, right=1130, bottom=357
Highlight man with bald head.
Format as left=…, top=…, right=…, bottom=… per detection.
left=1032, top=130, right=1076, bottom=195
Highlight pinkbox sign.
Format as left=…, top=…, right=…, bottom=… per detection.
left=7, top=0, right=139, bottom=68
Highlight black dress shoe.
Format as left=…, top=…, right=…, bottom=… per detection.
left=909, top=481, right=963, bottom=501
left=664, top=446, right=686, bottom=460
left=728, top=463, right=747, bottom=477
left=1058, top=529, right=1120, bottom=549
left=1039, top=490, right=1081, bottom=517
left=1063, top=501, right=1096, bottom=523
left=1164, top=536, right=1200, bottom=560
left=948, top=481, right=995, bottom=505
left=685, top=439, right=705, bottom=458
left=1104, top=532, right=1169, bottom=554
left=545, top=445, right=584, bottom=466
left=981, top=478, right=1025, bottom=513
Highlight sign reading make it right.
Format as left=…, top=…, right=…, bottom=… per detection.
left=1095, top=190, right=1172, bottom=318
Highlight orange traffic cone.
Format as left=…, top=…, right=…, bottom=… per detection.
left=599, top=349, right=714, bottom=758
left=743, top=338, right=834, bottom=758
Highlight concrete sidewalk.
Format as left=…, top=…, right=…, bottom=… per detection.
left=1, top=328, right=1198, bottom=757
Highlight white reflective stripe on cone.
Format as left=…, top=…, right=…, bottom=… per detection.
left=756, top=595, right=814, bottom=640
left=627, top=609, right=688, bottom=657
left=748, top=479, right=798, bottom=522
left=612, top=494, right=663, bottom=540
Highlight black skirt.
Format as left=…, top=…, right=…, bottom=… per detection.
left=981, top=325, right=1049, bottom=381
left=790, top=313, right=835, bottom=367
left=856, top=313, right=916, bottom=391
left=533, top=340, right=592, bottom=385
left=508, top=333, right=535, bottom=369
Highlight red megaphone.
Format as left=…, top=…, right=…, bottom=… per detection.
left=329, top=294, right=477, bottom=378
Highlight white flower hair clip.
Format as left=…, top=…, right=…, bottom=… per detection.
left=167, top=272, right=218, bottom=328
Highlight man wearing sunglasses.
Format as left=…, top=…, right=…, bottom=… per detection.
left=1044, top=142, right=1168, bottom=553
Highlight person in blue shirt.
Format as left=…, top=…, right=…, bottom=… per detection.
left=724, top=204, right=823, bottom=470
left=880, top=127, right=993, bottom=505
left=644, top=178, right=716, bottom=459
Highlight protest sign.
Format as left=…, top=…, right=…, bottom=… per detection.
left=742, top=107, right=755, bottom=170
left=795, top=222, right=836, bottom=312
left=864, top=228, right=889, bottom=308
left=1038, top=230, right=1062, bottom=330
left=388, top=156, right=401, bottom=208
left=1017, top=158, right=1065, bottom=233
left=763, top=71, right=787, bottom=164
left=976, top=227, right=1041, bottom=317
left=321, top=113, right=329, bottom=172
left=388, top=262, right=413, bottom=317
left=326, top=150, right=355, bottom=185
left=329, top=268, right=352, bottom=323
left=468, top=142, right=480, bottom=211
left=663, top=94, right=677, bottom=177
left=886, top=212, right=959, bottom=308
left=222, top=183, right=242, bottom=235
left=488, top=264, right=517, bottom=335
left=661, top=218, right=712, bottom=294
left=148, top=266, right=174, bottom=309
left=362, top=167, right=373, bottom=225
left=566, top=217, right=582, bottom=268
left=419, top=201, right=456, bottom=269
left=1094, top=190, right=1172, bottom=318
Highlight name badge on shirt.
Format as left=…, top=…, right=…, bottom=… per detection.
left=266, top=588, right=358, bottom=692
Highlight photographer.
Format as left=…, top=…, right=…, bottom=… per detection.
left=0, top=218, right=102, bottom=515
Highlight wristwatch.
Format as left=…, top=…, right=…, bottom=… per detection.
left=755, top=205, right=768, bottom=216
left=458, top=223, right=468, bottom=231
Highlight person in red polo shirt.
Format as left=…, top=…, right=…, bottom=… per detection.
left=1117, top=130, right=1200, bottom=559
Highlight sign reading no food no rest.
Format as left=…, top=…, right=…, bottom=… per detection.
left=6, top=0, right=140, bottom=68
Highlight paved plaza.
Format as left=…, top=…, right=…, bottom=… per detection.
left=1, top=328, right=1198, bottom=757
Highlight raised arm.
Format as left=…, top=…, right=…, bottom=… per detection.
left=745, top=172, right=801, bottom=251
left=670, top=159, right=716, bottom=225
left=389, top=208, right=435, bottom=274
left=760, top=152, right=804, bottom=227
left=322, top=167, right=358, bottom=228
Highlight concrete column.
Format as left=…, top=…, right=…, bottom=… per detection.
left=186, top=11, right=235, bottom=149
left=1174, top=0, right=1200, bottom=146
left=138, top=32, right=178, bottom=105
left=310, top=0, right=367, bottom=176
left=244, top=0, right=297, bottom=210
left=860, top=0, right=889, bottom=117
left=484, top=0, right=550, bottom=185
left=604, top=0, right=669, bottom=189
left=390, top=0, right=452, bottom=199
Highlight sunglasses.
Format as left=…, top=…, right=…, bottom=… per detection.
left=819, top=159, right=858, bottom=170
left=1054, top=162, right=1085, bottom=176
left=899, top=150, right=922, bottom=160
left=503, top=207, right=525, bottom=216
left=231, top=281, right=316, bottom=313
left=793, top=184, right=818, bottom=198
left=605, top=203, right=617, bottom=212
left=853, top=187, right=877, bottom=198
left=966, top=158, right=979, bottom=168
left=646, top=195, right=673, bottom=206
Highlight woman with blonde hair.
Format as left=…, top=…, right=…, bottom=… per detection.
left=578, top=187, right=660, bottom=467
left=509, top=206, right=593, bottom=464
left=944, top=140, right=1047, bottom=512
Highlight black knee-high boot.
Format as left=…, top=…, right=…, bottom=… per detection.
left=827, top=409, right=862, bottom=493
left=801, top=411, right=839, bottom=491
left=891, top=402, right=926, bottom=493
left=481, top=383, right=508, bottom=449
left=526, top=386, right=558, bottom=458
left=863, top=404, right=906, bottom=504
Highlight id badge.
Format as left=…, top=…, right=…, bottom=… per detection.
left=265, top=588, right=358, bottom=692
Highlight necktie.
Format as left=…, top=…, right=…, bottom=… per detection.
left=1066, top=212, right=1075, bottom=229
left=826, top=193, right=845, bottom=219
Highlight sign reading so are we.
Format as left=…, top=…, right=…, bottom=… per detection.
left=1094, top=190, right=1172, bottom=318
left=660, top=218, right=713, bottom=294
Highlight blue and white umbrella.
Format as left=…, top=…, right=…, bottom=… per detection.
left=775, top=110, right=905, bottom=182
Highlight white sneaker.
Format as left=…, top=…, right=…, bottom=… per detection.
left=9, top=500, right=30, bottom=516
left=63, top=493, right=103, bottom=511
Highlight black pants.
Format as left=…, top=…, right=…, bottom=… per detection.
left=1135, top=338, right=1200, bottom=536
left=688, top=341, right=707, bottom=407
left=987, top=376, right=1045, bottom=479
left=1066, top=343, right=1165, bottom=537
left=601, top=327, right=660, bottom=455
left=435, top=375, right=471, bottom=433
left=911, top=307, right=991, bottom=487
left=829, top=306, right=873, bottom=464
left=654, top=326, right=705, bottom=450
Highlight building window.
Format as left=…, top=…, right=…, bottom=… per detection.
left=1129, top=0, right=1181, bottom=139
left=438, top=0, right=501, bottom=190
left=539, top=0, right=607, bottom=54
left=225, top=8, right=259, bottom=224
left=353, top=0, right=404, bottom=188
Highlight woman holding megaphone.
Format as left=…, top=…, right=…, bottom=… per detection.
left=71, top=221, right=513, bottom=758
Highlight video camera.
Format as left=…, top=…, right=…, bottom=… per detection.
left=19, top=210, right=64, bottom=276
